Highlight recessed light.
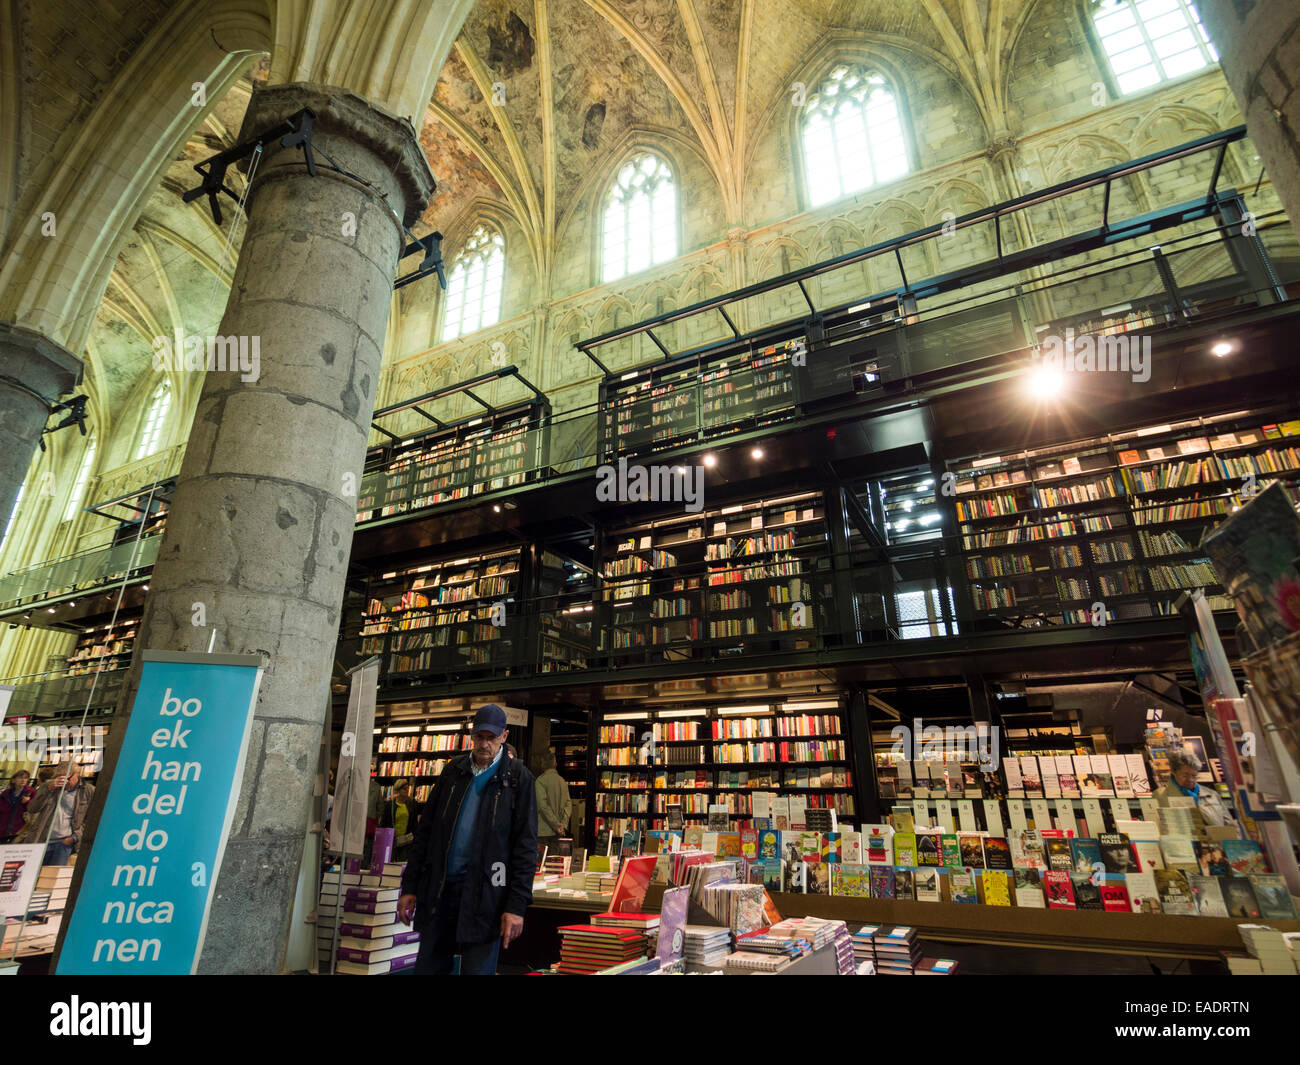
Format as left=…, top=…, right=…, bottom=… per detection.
left=1028, top=363, right=1065, bottom=399
left=750, top=447, right=764, bottom=460
left=703, top=454, right=717, bottom=468
left=493, top=504, right=501, bottom=513
left=1211, top=340, right=1234, bottom=357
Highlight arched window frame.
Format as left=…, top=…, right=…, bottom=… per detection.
left=440, top=225, right=506, bottom=342
left=600, top=152, right=679, bottom=284
left=1087, top=0, right=1217, bottom=97
left=797, top=64, right=912, bottom=210
left=134, top=381, right=171, bottom=461
left=64, top=436, right=98, bottom=523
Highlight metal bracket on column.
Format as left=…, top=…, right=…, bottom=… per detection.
left=395, top=231, right=447, bottom=291
left=37, top=394, right=89, bottom=451
left=182, top=108, right=318, bottom=226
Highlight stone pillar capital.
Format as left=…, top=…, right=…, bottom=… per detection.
left=725, top=226, right=749, bottom=246
left=984, top=132, right=1020, bottom=165
left=0, top=321, right=83, bottom=401
left=239, top=82, right=436, bottom=228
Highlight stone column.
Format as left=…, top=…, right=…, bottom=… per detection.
left=1199, top=2, right=1300, bottom=239
left=75, top=84, right=435, bottom=974
left=0, top=324, right=82, bottom=533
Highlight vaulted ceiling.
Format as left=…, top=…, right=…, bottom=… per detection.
left=76, top=0, right=1062, bottom=452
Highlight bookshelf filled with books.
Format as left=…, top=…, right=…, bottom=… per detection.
left=588, top=701, right=855, bottom=841
left=65, top=619, right=137, bottom=678
left=358, top=548, right=522, bottom=680
left=535, top=551, right=594, bottom=674
left=355, top=400, right=548, bottom=524
left=948, top=410, right=1300, bottom=628
left=596, top=491, right=829, bottom=665
left=597, top=338, right=806, bottom=463
left=373, top=723, right=474, bottom=803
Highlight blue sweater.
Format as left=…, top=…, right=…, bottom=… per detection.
left=447, top=751, right=501, bottom=880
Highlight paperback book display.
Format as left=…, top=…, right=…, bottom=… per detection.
left=317, top=857, right=419, bottom=975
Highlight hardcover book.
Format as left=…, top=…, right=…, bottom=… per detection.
left=914, top=867, right=942, bottom=903
left=1125, top=871, right=1161, bottom=914
left=981, top=869, right=1011, bottom=906
left=1222, top=839, right=1267, bottom=876
left=1014, top=868, right=1045, bottom=908
left=1099, top=879, right=1131, bottom=912
left=1010, top=828, right=1047, bottom=870
left=893, top=866, right=915, bottom=901
left=869, top=865, right=896, bottom=900
left=958, top=834, right=985, bottom=869
left=832, top=863, right=871, bottom=899
left=983, top=835, right=1012, bottom=870
left=1249, top=874, right=1298, bottom=920
left=1044, top=835, right=1075, bottom=872
left=1044, top=870, right=1076, bottom=909
left=1154, top=870, right=1195, bottom=915
left=893, top=832, right=917, bottom=867
left=941, top=834, right=962, bottom=868
left=1186, top=874, right=1229, bottom=917
left=1219, top=876, right=1261, bottom=919
left=1098, top=833, right=1138, bottom=875
left=917, top=832, right=943, bottom=867
left=1069, top=837, right=1103, bottom=875
left=949, top=868, right=978, bottom=904
left=1071, top=873, right=1104, bottom=911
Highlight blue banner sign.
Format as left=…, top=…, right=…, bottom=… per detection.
left=57, top=651, right=262, bottom=974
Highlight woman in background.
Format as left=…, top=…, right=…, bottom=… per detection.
left=0, top=769, right=34, bottom=843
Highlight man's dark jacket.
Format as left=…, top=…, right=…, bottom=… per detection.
left=400, top=750, right=537, bottom=943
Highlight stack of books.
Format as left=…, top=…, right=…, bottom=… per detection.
left=724, top=950, right=788, bottom=973
left=700, top=881, right=766, bottom=935
left=733, top=930, right=810, bottom=960
left=32, top=866, right=73, bottom=915
left=556, top=924, right=647, bottom=974
left=590, top=911, right=659, bottom=955
left=1227, top=925, right=1299, bottom=975
left=831, top=924, right=855, bottom=975
left=683, top=925, right=732, bottom=966
left=873, top=925, right=923, bottom=975
left=851, top=925, right=879, bottom=974
left=917, top=957, right=960, bottom=975
left=317, top=866, right=420, bottom=975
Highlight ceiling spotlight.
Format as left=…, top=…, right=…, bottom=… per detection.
left=1211, top=340, right=1234, bottom=357
left=142, top=585, right=149, bottom=591
left=702, top=454, right=717, bottom=468
left=750, top=447, right=764, bottom=460
left=493, top=504, right=502, bottom=513
left=47, top=607, right=55, bottom=613
left=1028, top=363, right=1066, bottom=399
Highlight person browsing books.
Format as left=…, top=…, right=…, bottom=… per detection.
left=1156, top=749, right=1234, bottom=827
left=380, top=779, right=421, bottom=861
left=535, top=750, right=572, bottom=854
left=398, top=705, right=538, bottom=974
left=17, top=764, right=94, bottom=864
left=0, top=770, right=34, bottom=843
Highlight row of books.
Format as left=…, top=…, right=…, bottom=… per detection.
left=597, top=767, right=852, bottom=790
left=819, top=863, right=1296, bottom=919
left=376, top=733, right=472, bottom=754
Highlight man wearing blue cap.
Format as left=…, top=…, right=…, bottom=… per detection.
left=398, top=704, right=538, bottom=974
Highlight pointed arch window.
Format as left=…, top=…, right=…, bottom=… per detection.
left=1092, top=0, right=1217, bottom=95
left=64, top=437, right=97, bottom=522
left=802, top=67, right=909, bottom=208
left=134, top=381, right=171, bottom=461
left=441, top=226, right=505, bottom=341
left=602, top=154, right=677, bottom=283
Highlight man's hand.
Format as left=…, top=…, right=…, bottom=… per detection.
left=62, top=836, right=75, bottom=846
left=398, top=894, right=418, bottom=925
left=501, top=912, right=523, bottom=948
